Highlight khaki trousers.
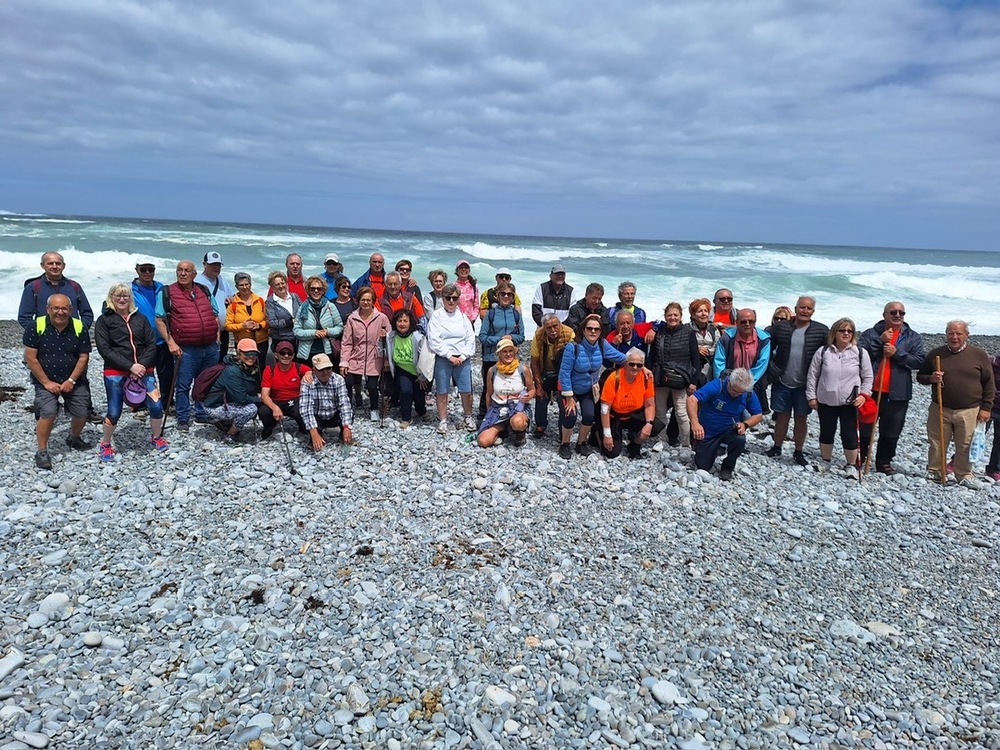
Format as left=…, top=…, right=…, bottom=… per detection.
left=926, top=403, right=978, bottom=481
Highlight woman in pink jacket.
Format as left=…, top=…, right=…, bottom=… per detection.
left=340, top=286, right=390, bottom=422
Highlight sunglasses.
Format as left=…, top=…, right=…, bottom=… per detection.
left=444, top=295, right=460, bottom=301
left=888, top=310, right=905, bottom=317
left=276, top=350, right=294, bottom=356
left=738, top=320, right=756, bottom=325
left=137, top=266, right=155, bottom=273
left=308, top=286, right=324, bottom=292
left=837, top=329, right=855, bottom=334
left=626, top=362, right=644, bottom=369
left=716, top=296, right=733, bottom=302
left=497, top=275, right=511, bottom=280
left=584, top=326, right=602, bottom=332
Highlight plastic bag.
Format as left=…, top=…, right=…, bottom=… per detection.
left=970, top=422, right=987, bottom=463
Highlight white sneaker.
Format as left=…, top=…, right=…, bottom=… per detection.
left=651, top=441, right=664, bottom=453
left=370, top=410, right=379, bottom=423
left=959, top=477, right=984, bottom=491
left=437, top=420, right=448, bottom=434
left=464, top=415, right=477, bottom=431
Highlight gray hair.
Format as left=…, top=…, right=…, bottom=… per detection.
left=385, top=271, right=401, bottom=284
left=540, top=313, right=561, bottom=327
left=728, top=368, right=754, bottom=392
left=946, top=319, right=969, bottom=335
left=441, top=283, right=460, bottom=298
left=233, top=271, right=251, bottom=286
left=625, top=347, right=645, bottom=363
left=618, top=281, right=636, bottom=295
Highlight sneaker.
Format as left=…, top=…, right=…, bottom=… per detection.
left=651, top=441, right=664, bottom=453
left=719, top=467, right=733, bottom=481
left=66, top=434, right=92, bottom=451
left=370, top=410, right=379, bottom=423
left=988, top=471, right=1000, bottom=482
left=959, top=477, right=984, bottom=491
left=194, top=415, right=214, bottom=425
left=150, top=435, right=169, bottom=452
left=176, top=421, right=190, bottom=432
left=97, top=443, right=116, bottom=463
left=35, top=449, right=52, bottom=470
left=398, top=420, right=411, bottom=429
left=464, top=415, right=477, bottom=431
left=133, top=410, right=148, bottom=422
left=876, top=464, right=897, bottom=476
left=532, top=426, right=546, bottom=440
left=575, top=442, right=593, bottom=457
left=792, top=450, right=808, bottom=467
left=86, top=410, right=103, bottom=425
left=766, top=445, right=782, bottom=458
left=222, top=433, right=238, bottom=445
left=843, top=465, right=858, bottom=480
left=511, top=430, right=526, bottom=447
left=558, top=443, right=572, bottom=460
left=926, top=471, right=944, bottom=482
left=437, top=420, right=449, bottom=434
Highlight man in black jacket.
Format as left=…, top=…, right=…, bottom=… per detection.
left=766, top=296, right=828, bottom=466
left=858, top=301, right=925, bottom=475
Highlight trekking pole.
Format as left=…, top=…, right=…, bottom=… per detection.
left=277, top=417, right=297, bottom=475
left=935, top=355, right=946, bottom=485
left=863, top=357, right=888, bottom=474
left=161, top=355, right=181, bottom=433
left=855, top=405, right=863, bottom=485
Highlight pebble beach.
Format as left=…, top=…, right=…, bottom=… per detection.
left=1, top=319, right=999, bottom=749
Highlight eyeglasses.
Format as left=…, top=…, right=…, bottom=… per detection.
left=716, top=296, right=733, bottom=302
left=738, top=320, right=755, bottom=325
left=837, top=328, right=854, bottom=334
left=444, top=295, right=460, bottom=301
left=626, top=362, right=644, bottom=369
left=49, top=306, right=70, bottom=312
left=887, top=310, right=905, bottom=317
left=584, top=326, right=602, bottom=332
left=113, top=294, right=130, bottom=300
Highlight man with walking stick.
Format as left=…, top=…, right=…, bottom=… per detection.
left=916, top=320, right=994, bottom=488
left=859, top=302, right=925, bottom=475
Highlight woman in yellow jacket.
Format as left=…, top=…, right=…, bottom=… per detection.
left=226, top=272, right=270, bottom=359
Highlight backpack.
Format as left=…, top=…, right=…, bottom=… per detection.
left=26, top=276, right=85, bottom=319
left=191, top=363, right=228, bottom=403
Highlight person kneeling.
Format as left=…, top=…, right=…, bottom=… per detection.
left=258, top=340, right=310, bottom=438
left=687, top=367, right=763, bottom=481
left=202, top=338, right=262, bottom=443
left=478, top=339, right=535, bottom=447
left=598, top=348, right=661, bottom=459
left=301, top=353, right=354, bottom=451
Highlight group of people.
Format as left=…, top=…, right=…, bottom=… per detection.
left=18, top=252, right=998, bottom=488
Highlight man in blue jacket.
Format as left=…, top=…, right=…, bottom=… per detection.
left=858, top=301, right=926, bottom=475
left=688, top=368, right=763, bottom=481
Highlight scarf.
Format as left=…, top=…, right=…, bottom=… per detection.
left=496, top=355, right=521, bottom=376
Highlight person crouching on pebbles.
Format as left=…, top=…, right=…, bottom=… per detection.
left=597, top=347, right=662, bottom=459
left=687, top=368, right=763, bottom=481
left=301, top=353, right=354, bottom=451
left=477, top=339, right=535, bottom=448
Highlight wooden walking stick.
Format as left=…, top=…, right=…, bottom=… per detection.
left=863, top=356, right=888, bottom=474
left=936, top=355, right=946, bottom=485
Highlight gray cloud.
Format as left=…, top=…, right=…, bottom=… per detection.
left=0, top=0, right=997, bottom=246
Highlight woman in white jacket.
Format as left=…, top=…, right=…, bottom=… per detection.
left=427, top=283, right=476, bottom=433
left=806, top=318, right=874, bottom=472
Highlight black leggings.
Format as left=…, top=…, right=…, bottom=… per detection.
left=818, top=403, right=859, bottom=450
left=345, top=373, right=380, bottom=410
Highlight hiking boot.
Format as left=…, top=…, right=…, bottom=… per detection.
left=575, top=442, right=593, bottom=457
left=876, top=464, right=896, bottom=476
left=558, top=443, right=572, bottom=460
left=511, top=430, right=526, bottom=447
left=150, top=436, right=169, bottom=452
left=98, top=443, right=116, bottom=463
left=398, top=420, right=411, bottom=429
left=766, top=445, right=782, bottom=458
left=35, top=449, right=52, bottom=470
left=792, top=450, right=808, bottom=467
left=626, top=442, right=641, bottom=460
left=176, top=421, right=190, bottom=432
left=719, top=467, right=734, bottom=481
left=66, top=434, right=92, bottom=451
left=214, top=419, right=233, bottom=433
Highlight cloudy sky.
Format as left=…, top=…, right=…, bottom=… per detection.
left=1, top=0, right=997, bottom=249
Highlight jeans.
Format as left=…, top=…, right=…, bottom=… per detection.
left=103, top=373, right=164, bottom=425
left=174, top=342, right=220, bottom=423
left=534, top=389, right=565, bottom=431
left=395, top=368, right=427, bottom=421
left=561, top=390, right=596, bottom=430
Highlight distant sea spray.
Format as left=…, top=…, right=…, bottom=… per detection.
left=1, top=212, right=998, bottom=336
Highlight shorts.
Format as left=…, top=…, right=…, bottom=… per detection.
left=434, top=356, right=472, bottom=394
left=770, top=382, right=811, bottom=416
left=34, top=381, right=90, bottom=419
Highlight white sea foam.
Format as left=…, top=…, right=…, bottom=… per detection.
left=457, top=240, right=599, bottom=264
left=697, top=244, right=724, bottom=251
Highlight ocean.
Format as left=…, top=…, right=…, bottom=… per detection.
left=2, top=211, right=998, bottom=336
